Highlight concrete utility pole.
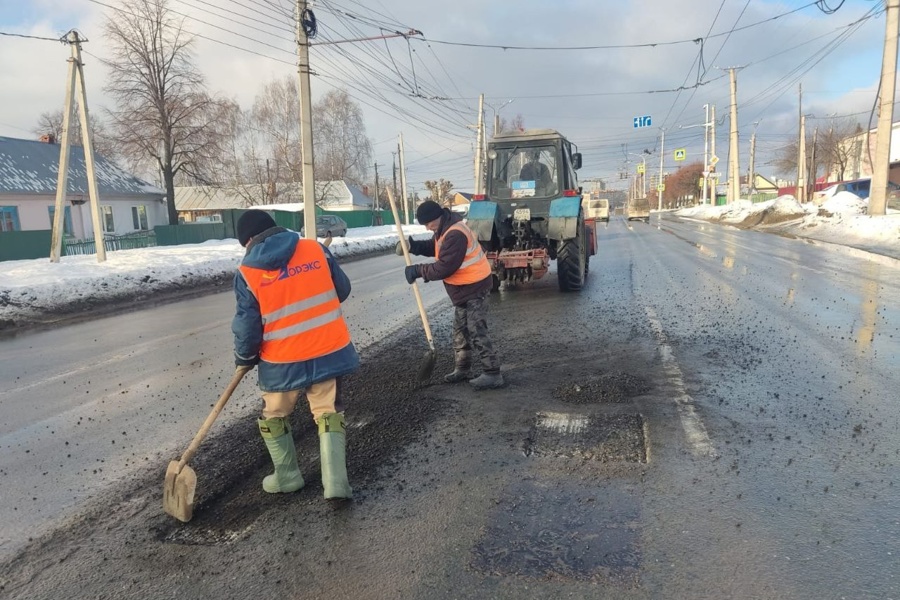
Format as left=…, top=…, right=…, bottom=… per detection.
left=392, top=151, right=398, bottom=202
left=748, top=130, right=756, bottom=198
left=710, top=104, right=717, bottom=205
left=658, top=128, right=665, bottom=211
left=297, top=0, right=317, bottom=239
left=702, top=103, right=710, bottom=205
left=474, top=94, right=485, bottom=194
left=728, top=68, right=741, bottom=204
left=869, top=0, right=900, bottom=216
left=51, top=30, right=105, bottom=263
left=809, top=125, right=819, bottom=200
left=398, top=132, right=410, bottom=224
left=798, top=113, right=807, bottom=203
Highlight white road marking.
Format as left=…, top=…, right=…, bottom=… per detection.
left=645, top=306, right=717, bottom=457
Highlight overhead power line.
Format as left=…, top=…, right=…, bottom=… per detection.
left=0, top=31, right=65, bottom=42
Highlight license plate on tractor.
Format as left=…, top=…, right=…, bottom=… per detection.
left=513, top=207, right=531, bottom=221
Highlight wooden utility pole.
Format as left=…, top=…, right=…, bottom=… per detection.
left=728, top=68, right=741, bottom=204
left=297, top=0, right=317, bottom=238
left=51, top=30, right=105, bottom=263
left=869, top=0, right=900, bottom=216
left=474, top=94, right=485, bottom=194
left=398, top=133, right=410, bottom=224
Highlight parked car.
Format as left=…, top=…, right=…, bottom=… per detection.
left=301, top=215, right=348, bottom=238
left=812, top=178, right=900, bottom=206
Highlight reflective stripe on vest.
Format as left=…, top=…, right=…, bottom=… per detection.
left=436, top=222, right=491, bottom=285
left=239, top=239, right=351, bottom=363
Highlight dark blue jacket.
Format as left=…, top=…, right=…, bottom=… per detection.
left=232, top=227, right=360, bottom=392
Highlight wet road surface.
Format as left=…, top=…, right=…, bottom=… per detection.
left=1, top=214, right=898, bottom=599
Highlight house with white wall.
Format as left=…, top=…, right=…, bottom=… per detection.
left=0, top=135, right=166, bottom=239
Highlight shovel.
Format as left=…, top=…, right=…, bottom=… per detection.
left=385, top=188, right=437, bottom=381
left=163, top=365, right=252, bottom=522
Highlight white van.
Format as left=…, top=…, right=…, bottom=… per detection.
left=582, top=197, right=610, bottom=222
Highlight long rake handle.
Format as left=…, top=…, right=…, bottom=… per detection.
left=386, top=189, right=436, bottom=351
left=174, top=366, right=251, bottom=473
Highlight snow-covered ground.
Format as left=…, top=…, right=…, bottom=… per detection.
left=0, top=223, right=427, bottom=329
left=2, top=195, right=898, bottom=331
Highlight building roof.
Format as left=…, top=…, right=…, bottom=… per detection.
left=0, top=136, right=164, bottom=197
left=174, top=180, right=373, bottom=211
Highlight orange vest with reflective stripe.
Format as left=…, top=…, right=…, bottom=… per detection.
left=239, top=240, right=351, bottom=363
left=436, top=222, right=491, bottom=285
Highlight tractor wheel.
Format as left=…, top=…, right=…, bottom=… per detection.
left=557, top=212, right=586, bottom=292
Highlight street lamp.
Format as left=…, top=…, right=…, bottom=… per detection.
left=485, top=99, right=515, bottom=136
left=628, top=151, right=650, bottom=197
left=678, top=109, right=714, bottom=204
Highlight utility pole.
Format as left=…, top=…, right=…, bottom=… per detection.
left=373, top=161, right=381, bottom=225
left=702, top=103, right=710, bottom=205
left=796, top=84, right=806, bottom=204
left=657, top=128, right=665, bottom=211
left=474, top=94, right=485, bottom=194
left=798, top=113, right=807, bottom=203
left=748, top=130, right=757, bottom=198
left=296, top=0, right=317, bottom=239
left=392, top=151, right=398, bottom=203
left=710, top=104, right=717, bottom=205
left=398, top=133, right=410, bottom=224
left=51, top=30, right=105, bottom=263
left=869, top=0, right=900, bottom=216
left=728, top=68, right=741, bottom=204
left=809, top=125, right=819, bottom=201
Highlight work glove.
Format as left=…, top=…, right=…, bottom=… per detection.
left=404, top=264, right=421, bottom=285
left=395, top=237, right=413, bottom=256
left=235, top=354, right=260, bottom=368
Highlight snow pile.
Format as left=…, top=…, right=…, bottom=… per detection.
left=820, top=191, right=868, bottom=217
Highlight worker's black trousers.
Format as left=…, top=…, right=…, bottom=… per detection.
left=452, top=294, right=501, bottom=375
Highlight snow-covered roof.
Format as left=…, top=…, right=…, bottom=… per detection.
left=0, top=136, right=164, bottom=197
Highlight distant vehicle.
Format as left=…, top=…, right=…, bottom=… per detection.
left=626, top=197, right=650, bottom=223
left=301, top=215, right=348, bottom=238
left=582, top=197, right=610, bottom=222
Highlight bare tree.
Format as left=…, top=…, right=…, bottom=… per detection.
left=102, top=0, right=233, bottom=224
left=32, top=108, right=117, bottom=159
left=313, top=89, right=372, bottom=186
left=424, top=178, right=454, bottom=207
left=820, top=119, right=863, bottom=182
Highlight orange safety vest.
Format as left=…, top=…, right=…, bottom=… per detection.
left=436, top=222, right=491, bottom=285
left=239, top=240, right=351, bottom=363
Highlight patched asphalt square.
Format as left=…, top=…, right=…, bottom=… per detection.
left=471, top=480, right=641, bottom=584
left=523, top=412, right=647, bottom=463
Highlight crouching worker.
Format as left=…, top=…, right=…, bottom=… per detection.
left=398, top=200, right=504, bottom=390
left=233, top=210, right=359, bottom=499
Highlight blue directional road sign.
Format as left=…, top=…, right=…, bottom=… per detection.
left=633, top=115, right=652, bottom=128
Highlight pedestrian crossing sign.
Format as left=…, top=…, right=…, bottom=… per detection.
left=674, top=148, right=686, bottom=161
left=637, top=163, right=645, bottom=174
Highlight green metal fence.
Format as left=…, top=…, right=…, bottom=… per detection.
left=0, top=230, right=53, bottom=261
left=64, top=231, right=158, bottom=255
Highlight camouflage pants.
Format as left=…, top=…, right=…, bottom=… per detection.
left=452, top=295, right=500, bottom=374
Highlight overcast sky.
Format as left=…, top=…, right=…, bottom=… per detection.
left=0, top=0, right=894, bottom=194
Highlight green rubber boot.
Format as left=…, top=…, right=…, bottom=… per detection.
left=318, top=413, right=352, bottom=500
left=258, top=417, right=305, bottom=494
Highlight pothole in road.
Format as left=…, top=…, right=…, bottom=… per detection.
left=523, top=413, right=648, bottom=463
left=471, top=480, right=641, bottom=584
left=553, top=372, right=650, bottom=404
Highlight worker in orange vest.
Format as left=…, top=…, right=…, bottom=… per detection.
left=233, top=210, right=359, bottom=500
left=400, top=200, right=504, bottom=390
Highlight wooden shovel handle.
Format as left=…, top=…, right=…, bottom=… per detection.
left=175, top=365, right=251, bottom=473
left=385, top=188, right=435, bottom=350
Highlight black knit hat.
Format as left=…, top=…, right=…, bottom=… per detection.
left=237, top=210, right=276, bottom=246
left=416, top=200, right=444, bottom=224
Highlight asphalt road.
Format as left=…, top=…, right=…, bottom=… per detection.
left=1, top=214, right=898, bottom=599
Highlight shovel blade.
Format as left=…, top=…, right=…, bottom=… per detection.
left=163, top=460, right=197, bottom=523
left=417, top=349, right=437, bottom=382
